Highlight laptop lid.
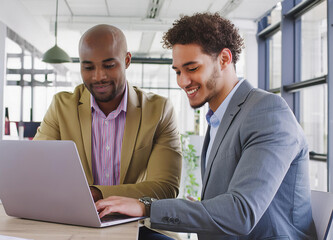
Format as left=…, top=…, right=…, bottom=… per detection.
left=0, top=140, right=143, bottom=227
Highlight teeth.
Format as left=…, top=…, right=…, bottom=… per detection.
left=187, top=88, right=198, bottom=95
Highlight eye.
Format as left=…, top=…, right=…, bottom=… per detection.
left=83, top=66, right=94, bottom=71
left=175, top=71, right=181, bottom=76
left=104, top=64, right=115, bottom=69
left=188, top=67, right=198, bottom=72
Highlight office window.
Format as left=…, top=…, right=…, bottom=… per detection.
left=302, top=84, right=329, bottom=192
left=269, top=31, right=281, bottom=89
left=7, top=57, right=21, bottom=69
left=301, top=1, right=327, bottom=81
left=6, top=38, right=21, bottom=54
left=143, top=64, right=169, bottom=88
left=4, top=86, right=21, bottom=122
left=258, top=0, right=330, bottom=191
left=127, top=64, right=143, bottom=87
left=23, top=86, right=32, bottom=121
left=300, top=84, right=327, bottom=154
left=169, top=69, right=179, bottom=88
left=4, top=30, right=73, bottom=129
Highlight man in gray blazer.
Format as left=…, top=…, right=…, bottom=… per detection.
left=94, top=13, right=316, bottom=239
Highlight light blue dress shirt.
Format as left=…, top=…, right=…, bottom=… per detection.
left=205, top=78, right=244, bottom=167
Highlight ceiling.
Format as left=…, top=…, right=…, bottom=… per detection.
left=17, top=0, right=281, bottom=60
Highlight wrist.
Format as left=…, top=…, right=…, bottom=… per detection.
left=89, top=186, right=103, bottom=202
left=139, top=196, right=157, bottom=217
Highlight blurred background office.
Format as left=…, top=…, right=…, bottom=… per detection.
left=0, top=0, right=332, bottom=195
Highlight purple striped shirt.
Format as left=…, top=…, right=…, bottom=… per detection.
left=91, top=85, right=127, bottom=186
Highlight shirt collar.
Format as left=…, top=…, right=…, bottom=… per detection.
left=91, top=83, right=128, bottom=119
left=206, top=78, right=244, bottom=127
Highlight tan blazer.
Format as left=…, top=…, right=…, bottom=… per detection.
left=34, top=83, right=182, bottom=200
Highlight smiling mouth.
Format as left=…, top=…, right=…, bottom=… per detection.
left=92, top=83, right=113, bottom=93
left=186, top=87, right=199, bottom=95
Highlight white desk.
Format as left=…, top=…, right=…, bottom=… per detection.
left=0, top=204, right=139, bottom=240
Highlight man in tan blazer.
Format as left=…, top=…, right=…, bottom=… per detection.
left=34, top=24, right=182, bottom=240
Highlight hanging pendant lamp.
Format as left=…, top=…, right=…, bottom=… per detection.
left=42, top=0, right=71, bottom=63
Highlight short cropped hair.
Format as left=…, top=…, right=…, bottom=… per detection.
left=162, top=12, right=244, bottom=63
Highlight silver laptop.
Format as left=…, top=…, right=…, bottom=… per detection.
left=0, top=140, right=144, bottom=227
left=324, top=210, right=333, bottom=240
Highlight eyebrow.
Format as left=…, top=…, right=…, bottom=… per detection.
left=102, top=58, right=116, bottom=63
left=81, top=58, right=116, bottom=64
left=172, top=61, right=198, bottom=69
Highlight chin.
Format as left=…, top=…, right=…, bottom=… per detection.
left=189, top=101, right=206, bottom=109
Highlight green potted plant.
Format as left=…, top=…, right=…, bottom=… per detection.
left=181, top=132, right=200, bottom=201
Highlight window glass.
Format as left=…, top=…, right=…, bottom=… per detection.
left=5, top=38, right=22, bottom=54
left=127, top=64, right=143, bottom=87
left=236, top=48, right=245, bottom=79
left=4, top=36, right=73, bottom=139
left=300, top=84, right=327, bottom=191
left=33, top=86, right=48, bottom=121
left=23, top=74, right=31, bottom=82
left=23, top=86, right=32, bottom=121
left=4, top=86, right=21, bottom=122
left=145, top=88, right=169, bottom=98
left=142, top=64, right=169, bottom=88
left=7, top=57, right=21, bottom=69
left=6, top=74, right=20, bottom=82
left=169, top=89, right=182, bottom=116
left=169, top=67, right=179, bottom=88
left=269, top=31, right=281, bottom=89
left=300, top=84, right=327, bottom=154
left=34, top=74, right=46, bottom=83
left=309, top=160, right=327, bottom=191
left=34, top=57, right=47, bottom=70
left=301, top=1, right=327, bottom=80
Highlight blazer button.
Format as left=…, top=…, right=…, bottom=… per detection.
left=162, top=217, right=169, bottom=223
left=169, top=217, right=174, bottom=223
left=174, top=218, right=180, bottom=224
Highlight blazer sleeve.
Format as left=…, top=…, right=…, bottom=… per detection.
left=94, top=98, right=182, bottom=199
left=150, top=94, right=307, bottom=235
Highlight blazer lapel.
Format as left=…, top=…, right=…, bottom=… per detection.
left=120, top=83, right=141, bottom=183
left=201, top=80, right=253, bottom=197
left=78, top=87, right=93, bottom=178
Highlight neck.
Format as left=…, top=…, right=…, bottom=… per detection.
left=97, top=90, right=125, bottom=116
left=209, top=72, right=239, bottom=112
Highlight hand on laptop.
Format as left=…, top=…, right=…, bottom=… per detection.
left=95, top=196, right=145, bottom=218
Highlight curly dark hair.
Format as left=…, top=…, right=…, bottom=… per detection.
left=162, top=12, right=244, bottom=63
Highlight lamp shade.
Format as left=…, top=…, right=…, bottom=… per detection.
left=42, top=44, right=72, bottom=63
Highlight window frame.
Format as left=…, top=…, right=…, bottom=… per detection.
left=258, top=0, right=333, bottom=191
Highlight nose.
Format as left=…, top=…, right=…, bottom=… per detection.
left=92, top=67, right=107, bottom=82
left=177, top=73, right=191, bottom=89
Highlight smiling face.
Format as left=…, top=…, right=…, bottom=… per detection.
left=79, top=26, right=131, bottom=113
left=172, top=43, right=234, bottom=111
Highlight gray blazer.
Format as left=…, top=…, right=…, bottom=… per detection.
left=150, top=80, right=316, bottom=239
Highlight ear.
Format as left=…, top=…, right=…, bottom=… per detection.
left=125, top=52, right=132, bottom=69
left=218, top=48, right=233, bottom=70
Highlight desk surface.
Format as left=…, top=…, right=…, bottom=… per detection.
left=0, top=204, right=139, bottom=240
